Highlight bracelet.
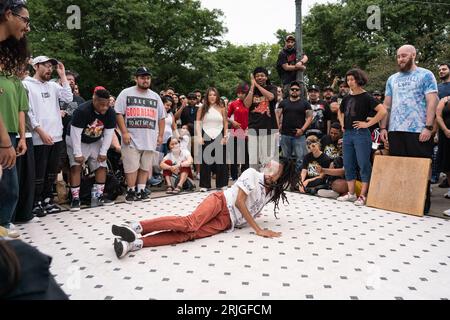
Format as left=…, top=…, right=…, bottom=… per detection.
left=0, top=144, right=13, bottom=149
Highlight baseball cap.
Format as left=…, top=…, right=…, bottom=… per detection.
left=290, top=81, right=302, bottom=88
left=308, top=85, right=320, bottom=92
left=324, top=86, right=334, bottom=92
left=135, top=67, right=152, bottom=77
left=187, top=93, right=198, bottom=100
left=93, top=86, right=106, bottom=94
left=373, top=90, right=382, bottom=96
left=32, top=56, right=58, bottom=66
left=285, top=34, right=296, bottom=41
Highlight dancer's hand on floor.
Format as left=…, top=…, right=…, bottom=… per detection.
left=257, top=229, right=282, bottom=238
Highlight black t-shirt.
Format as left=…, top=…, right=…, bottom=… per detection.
left=302, top=152, right=331, bottom=178
left=276, top=48, right=297, bottom=85
left=306, top=99, right=332, bottom=136
left=68, top=101, right=117, bottom=144
left=249, top=84, right=278, bottom=130
left=278, top=98, right=311, bottom=136
left=339, top=92, right=379, bottom=130
left=180, top=105, right=198, bottom=126
left=320, top=135, right=342, bottom=159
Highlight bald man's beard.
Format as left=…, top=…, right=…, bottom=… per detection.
left=398, top=57, right=414, bottom=72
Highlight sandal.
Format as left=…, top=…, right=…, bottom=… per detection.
left=166, top=186, right=174, bottom=194
left=172, top=186, right=182, bottom=194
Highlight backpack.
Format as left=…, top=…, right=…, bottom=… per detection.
left=78, top=172, right=125, bottom=205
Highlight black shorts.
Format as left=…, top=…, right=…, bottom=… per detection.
left=388, top=131, right=433, bottom=159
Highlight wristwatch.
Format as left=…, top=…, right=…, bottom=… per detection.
left=425, top=125, right=433, bottom=131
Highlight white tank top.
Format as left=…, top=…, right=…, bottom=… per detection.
left=202, top=106, right=223, bottom=139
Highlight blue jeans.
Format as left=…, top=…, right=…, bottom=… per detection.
left=280, top=134, right=307, bottom=171
left=0, top=134, right=19, bottom=227
left=343, top=129, right=372, bottom=183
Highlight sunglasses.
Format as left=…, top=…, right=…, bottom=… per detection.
left=12, top=12, right=30, bottom=27
left=290, top=88, right=300, bottom=92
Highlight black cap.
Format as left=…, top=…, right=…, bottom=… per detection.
left=308, top=85, right=320, bottom=92
left=373, top=90, right=382, bottom=96
left=324, top=86, right=334, bottom=92
left=135, top=67, right=152, bottom=77
left=187, top=93, right=198, bottom=100
left=290, top=81, right=302, bottom=88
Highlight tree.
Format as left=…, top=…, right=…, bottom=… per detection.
left=27, top=0, right=226, bottom=97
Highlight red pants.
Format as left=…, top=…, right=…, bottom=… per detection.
left=140, top=192, right=231, bottom=247
left=162, top=160, right=193, bottom=178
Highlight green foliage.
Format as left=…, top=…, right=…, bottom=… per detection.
left=26, top=0, right=449, bottom=98
left=27, top=0, right=225, bottom=97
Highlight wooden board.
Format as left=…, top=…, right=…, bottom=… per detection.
left=367, top=155, right=431, bottom=217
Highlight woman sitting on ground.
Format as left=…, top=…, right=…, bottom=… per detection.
left=299, top=135, right=331, bottom=194
left=160, top=137, right=193, bottom=194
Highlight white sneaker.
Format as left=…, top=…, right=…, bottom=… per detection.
left=6, top=227, right=20, bottom=239
left=114, top=238, right=143, bottom=259
left=200, top=188, right=208, bottom=192
left=444, top=209, right=450, bottom=217
left=337, top=193, right=358, bottom=202
left=221, top=186, right=228, bottom=191
left=112, top=224, right=139, bottom=242
left=354, top=196, right=367, bottom=206
left=317, top=189, right=340, bottom=199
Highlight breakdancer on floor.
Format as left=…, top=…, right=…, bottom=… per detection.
left=112, top=158, right=296, bottom=258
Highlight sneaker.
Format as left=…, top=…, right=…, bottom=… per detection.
left=113, top=238, right=143, bottom=259
left=43, top=198, right=61, bottom=214
left=6, top=224, right=20, bottom=239
left=317, top=189, right=340, bottom=199
left=354, top=196, right=367, bottom=206
left=337, top=193, right=358, bottom=202
left=125, top=190, right=137, bottom=203
left=220, top=186, right=228, bottom=191
left=98, top=196, right=115, bottom=207
left=200, top=188, right=208, bottom=192
left=114, top=238, right=131, bottom=259
left=137, top=190, right=151, bottom=202
left=111, top=224, right=138, bottom=242
left=70, top=198, right=81, bottom=212
left=32, top=202, right=47, bottom=217
left=443, top=209, right=450, bottom=217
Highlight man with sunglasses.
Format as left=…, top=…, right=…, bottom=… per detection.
left=276, top=81, right=313, bottom=171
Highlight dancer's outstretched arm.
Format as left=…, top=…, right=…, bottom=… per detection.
left=235, top=188, right=282, bottom=238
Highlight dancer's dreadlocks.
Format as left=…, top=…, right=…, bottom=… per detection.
left=262, top=157, right=297, bottom=218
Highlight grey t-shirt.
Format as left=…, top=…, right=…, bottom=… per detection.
left=115, top=86, right=166, bottom=151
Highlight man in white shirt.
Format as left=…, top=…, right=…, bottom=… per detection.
left=111, top=158, right=297, bottom=259
left=23, top=56, right=73, bottom=217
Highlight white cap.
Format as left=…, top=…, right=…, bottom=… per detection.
left=32, top=56, right=58, bottom=66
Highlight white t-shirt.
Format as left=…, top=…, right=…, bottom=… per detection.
left=163, top=149, right=192, bottom=166
left=223, top=168, right=272, bottom=232
left=163, top=113, right=174, bottom=142
left=115, top=86, right=166, bottom=151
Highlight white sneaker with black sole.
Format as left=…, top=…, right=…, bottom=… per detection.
left=114, top=238, right=143, bottom=259
left=111, top=224, right=139, bottom=242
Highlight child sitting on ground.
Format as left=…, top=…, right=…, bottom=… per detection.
left=160, top=137, right=193, bottom=194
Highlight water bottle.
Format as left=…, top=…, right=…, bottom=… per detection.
left=90, top=185, right=99, bottom=208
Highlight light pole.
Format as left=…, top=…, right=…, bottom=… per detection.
left=295, top=0, right=304, bottom=85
